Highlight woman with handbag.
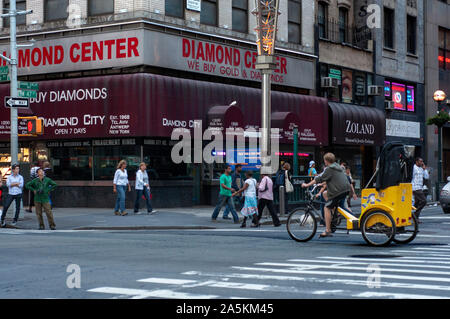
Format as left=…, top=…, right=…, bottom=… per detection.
left=256, top=167, right=281, bottom=227
left=113, top=160, right=131, bottom=216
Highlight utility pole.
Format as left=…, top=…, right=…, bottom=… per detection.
left=0, top=0, right=32, bottom=165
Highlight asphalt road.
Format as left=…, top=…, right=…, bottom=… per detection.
left=0, top=205, right=449, bottom=299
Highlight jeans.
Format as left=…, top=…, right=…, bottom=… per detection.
left=223, top=196, right=243, bottom=218
left=212, top=195, right=239, bottom=222
left=1, top=194, right=22, bottom=222
left=134, top=188, right=153, bottom=212
left=114, top=185, right=127, bottom=213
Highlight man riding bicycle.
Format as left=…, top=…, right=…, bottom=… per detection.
left=302, top=153, right=351, bottom=238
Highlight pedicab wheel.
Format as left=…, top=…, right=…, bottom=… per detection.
left=393, top=213, right=419, bottom=244
left=361, top=210, right=396, bottom=247
left=286, top=208, right=317, bottom=242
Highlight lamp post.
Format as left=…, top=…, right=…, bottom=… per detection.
left=433, top=89, right=447, bottom=184
left=252, top=0, right=280, bottom=171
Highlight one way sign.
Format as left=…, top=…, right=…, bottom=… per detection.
left=4, top=97, right=30, bottom=109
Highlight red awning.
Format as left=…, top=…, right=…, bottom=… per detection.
left=0, top=73, right=329, bottom=145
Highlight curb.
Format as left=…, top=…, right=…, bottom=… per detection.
left=72, top=225, right=217, bottom=231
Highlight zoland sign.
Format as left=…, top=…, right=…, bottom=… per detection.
left=0, top=28, right=314, bottom=89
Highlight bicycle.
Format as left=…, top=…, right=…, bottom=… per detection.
left=286, top=186, right=344, bottom=242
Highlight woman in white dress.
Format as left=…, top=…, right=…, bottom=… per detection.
left=233, top=171, right=259, bottom=228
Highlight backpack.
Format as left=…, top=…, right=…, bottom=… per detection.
left=275, top=170, right=285, bottom=187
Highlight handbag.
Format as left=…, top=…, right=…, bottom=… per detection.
left=285, top=171, right=294, bottom=193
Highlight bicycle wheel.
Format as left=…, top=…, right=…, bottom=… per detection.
left=393, top=213, right=419, bottom=244
left=286, top=208, right=317, bottom=242
left=361, top=210, right=396, bottom=247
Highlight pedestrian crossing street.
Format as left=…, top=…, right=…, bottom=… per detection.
left=88, top=244, right=450, bottom=299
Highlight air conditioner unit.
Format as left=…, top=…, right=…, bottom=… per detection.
left=446, top=99, right=450, bottom=105
left=321, top=77, right=339, bottom=88
left=368, top=85, right=383, bottom=96
left=385, top=100, right=395, bottom=110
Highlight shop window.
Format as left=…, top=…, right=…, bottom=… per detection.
left=50, top=147, right=93, bottom=180
left=341, top=69, right=353, bottom=103
left=438, top=28, right=450, bottom=70
left=385, top=81, right=415, bottom=112
left=407, top=15, right=417, bottom=55
left=288, top=0, right=301, bottom=44
left=232, top=0, right=248, bottom=33
left=354, top=72, right=366, bottom=105
left=93, top=146, right=140, bottom=181
left=318, top=2, right=328, bottom=39
left=88, top=0, right=114, bottom=16
left=383, top=7, right=394, bottom=49
left=201, top=0, right=217, bottom=26
left=338, top=7, right=348, bottom=44
left=143, top=145, right=191, bottom=180
left=3, top=0, right=27, bottom=27
left=166, top=0, right=184, bottom=18
left=45, top=0, right=69, bottom=22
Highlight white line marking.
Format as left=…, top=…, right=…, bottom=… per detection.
left=88, top=287, right=219, bottom=299
left=354, top=292, right=448, bottom=299
left=390, top=250, right=450, bottom=258
left=255, top=262, right=450, bottom=277
left=312, top=290, right=345, bottom=295
left=137, top=278, right=197, bottom=285
left=412, top=247, right=450, bottom=251
left=183, top=271, right=450, bottom=293
left=287, top=258, right=450, bottom=270
left=420, top=216, right=450, bottom=219
left=231, top=266, right=450, bottom=283
left=319, top=256, right=450, bottom=265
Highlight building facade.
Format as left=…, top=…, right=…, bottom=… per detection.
left=424, top=0, right=450, bottom=186
left=372, top=0, right=426, bottom=163
left=0, top=0, right=327, bottom=207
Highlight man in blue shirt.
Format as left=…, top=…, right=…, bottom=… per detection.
left=223, top=165, right=243, bottom=220
left=1, top=164, right=24, bottom=227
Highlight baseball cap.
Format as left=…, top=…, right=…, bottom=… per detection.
left=309, top=161, right=315, bottom=168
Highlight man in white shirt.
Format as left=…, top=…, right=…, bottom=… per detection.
left=412, top=157, right=429, bottom=222
left=1, top=164, right=24, bottom=227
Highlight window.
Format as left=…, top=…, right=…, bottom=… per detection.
left=166, top=0, right=184, bottom=18
left=93, top=146, right=140, bottom=181
left=232, top=0, right=248, bottom=33
left=407, top=15, right=417, bottom=54
left=143, top=145, right=190, bottom=180
left=50, top=147, right=93, bottom=181
left=45, top=0, right=69, bottom=22
left=288, top=0, right=301, bottom=44
left=384, top=7, right=395, bottom=49
left=318, top=2, right=328, bottom=39
left=89, top=0, right=114, bottom=16
left=439, top=28, right=450, bottom=70
left=3, top=0, right=26, bottom=27
left=201, top=0, right=217, bottom=26
left=338, top=7, right=348, bottom=43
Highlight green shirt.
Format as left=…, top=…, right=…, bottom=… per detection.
left=26, top=177, right=57, bottom=203
left=219, top=174, right=232, bottom=196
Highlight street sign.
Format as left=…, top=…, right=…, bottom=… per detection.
left=0, top=74, right=10, bottom=82
left=0, top=66, right=9, bottom=74
left=18, top=90, right=37, bottom=99
left=4, top=96, right=30, bottom=109
left=18, top=81, right=39, bottom=90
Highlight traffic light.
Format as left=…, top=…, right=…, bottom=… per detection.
left=18, top=116, right=44, bottom=136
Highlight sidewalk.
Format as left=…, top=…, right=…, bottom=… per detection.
left=0, top=198, right=440, bottom=231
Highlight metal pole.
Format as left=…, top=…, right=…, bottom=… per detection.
left=438, top=124, right=442, bottom=183
left=293, top=127, right=298, bottom=175
left=10, top=0, right=18, bottom=165
left=279, top=185, right=285, bottom=216
left=261, top=69, right=272, bottom=168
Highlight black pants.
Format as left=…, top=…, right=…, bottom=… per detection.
left=413, top=190, right=427, bottom=218
left=1, top=194, right=22, bottom=222
left=257, top=199, right=281, bottom=226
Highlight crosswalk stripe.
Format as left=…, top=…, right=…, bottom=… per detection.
left=88, top=287, right=219, bottom=299
left=255, top=262, right=450, bottom=276
left=183, top=270, right=450, bottom=292
left=231, top=266, right=450, bottom=283
left=138, top=278, right=197, bottom=285
left=412, top=247, right=450, bottom=251
left=319, top=256, right=450, bottom=264
left=390, top=250, right=450, bottom=257
left=288, top=258, right=450, bottom=270
left=354, top=292, right=448, bottom=299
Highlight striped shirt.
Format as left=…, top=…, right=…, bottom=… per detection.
left=412, top=164, right=429, bottom=191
